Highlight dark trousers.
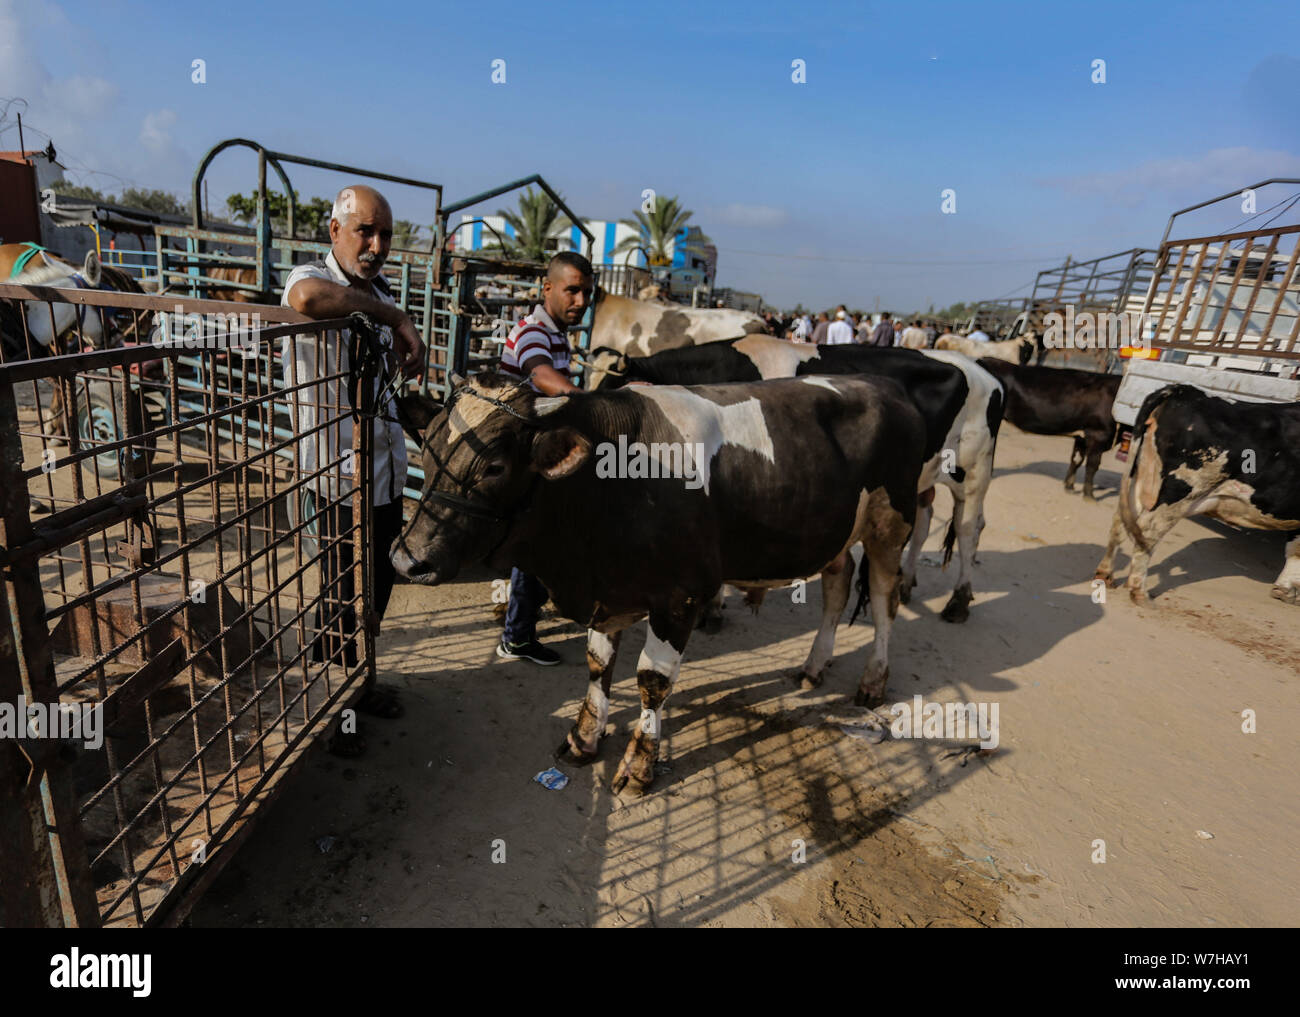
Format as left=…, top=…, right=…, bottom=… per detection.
left=503, top=567, right=549, bottom=645
left=312, top=498, right=404, bottom=671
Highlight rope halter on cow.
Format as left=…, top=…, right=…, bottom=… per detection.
left=415, top=378, right=545, bottom=525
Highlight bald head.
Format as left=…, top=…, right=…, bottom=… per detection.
left=329, top=184, right=394, bottom=282
left=332, top=184, right=391, bottom=228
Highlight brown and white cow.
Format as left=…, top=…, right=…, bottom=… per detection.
left=391, top=373, right=924, bottom=794
left=583, top=290, right=766, bottom=388
left=1095, top=384, right=1300, bottom=604
left=977, top=358, right=1120, bottom=499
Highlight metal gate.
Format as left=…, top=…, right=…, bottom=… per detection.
left=0, top=282, right=381, bottom=927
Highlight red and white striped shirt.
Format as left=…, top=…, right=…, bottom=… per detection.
left=500, top=304, right=570, bottom=390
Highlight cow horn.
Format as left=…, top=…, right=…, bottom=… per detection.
left=534, top=396, right=569, bottom=416
left=450, top=372, right=467, bottom=387
left=571, top=354, right=625, bottom=377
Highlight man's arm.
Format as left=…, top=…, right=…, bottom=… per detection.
left=519, top=354, right=580, bottom=395
left=286, top=276, right=427, bottom=379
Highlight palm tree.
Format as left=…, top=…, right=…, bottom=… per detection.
left=612, top=195, right=711, bottom=268
left=479, top=187, right=572, bottom=263
left=392, top=219, right=426, bottom=249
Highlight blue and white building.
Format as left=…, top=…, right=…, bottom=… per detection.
left=453, top=216, right=717, bottom=297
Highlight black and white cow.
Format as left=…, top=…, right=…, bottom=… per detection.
left=592, top=336, right=1004, bottom=622
left=391, top=373, right=925, bottom=794
left=976, top=358, right=1120, bottom=499
left=1095, top=384, right=1300, bottom=604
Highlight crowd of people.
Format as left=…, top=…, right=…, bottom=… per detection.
left=760, top=308, right=948, bottom=349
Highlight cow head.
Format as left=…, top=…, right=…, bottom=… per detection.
left=390, top=373, right=591, bottom=584
left=584, top=346, right=630, bottom=391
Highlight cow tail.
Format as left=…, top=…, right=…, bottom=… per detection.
left=848, top=554, right=870, bottom=626
left=1119, top=386, right=1179, bottom=542
left=941, top=518, right=957, bottom=568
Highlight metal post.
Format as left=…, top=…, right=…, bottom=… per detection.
left=257, top=150, right=272, bottom=297
left=0, top=384, right=100, bottom=927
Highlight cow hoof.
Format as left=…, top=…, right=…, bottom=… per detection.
left=699, top=614, right=724, bottom=635
left=611, top=769, right=654, bottom=796
left=899, top=577, right=916, bottom=605
left=1064, top=482, right=1075, bottom=492
left=555, top=733, right=600, bottom=766
left=1083, top=491, right=1097, bottom=502
left=1129, top=588, right=1149, bottom=605
left=1270, top=585, right=1299, bottom=605
left=940, top=599, right=971, bottom=623
left=797, top=670, right=823, bottom=691
left=854, top=687, right=886, bottom=709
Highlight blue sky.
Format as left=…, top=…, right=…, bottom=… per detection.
left=3, top=0, right=1298, bottom=310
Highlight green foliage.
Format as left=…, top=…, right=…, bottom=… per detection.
left=49, top=178, right=108, bottom=202
left=613, top=195, right=710, bottom=267
left=925, top=301, right=974, bottom=325
left=50, top=178, right=189, bottom=215
left=392, top=219, right=427, bottom=250
left=117, top=187, right=189, bottom=215
left=225, top=190, right=333, bottom=238
left=479, top=187, right=571, bottom=263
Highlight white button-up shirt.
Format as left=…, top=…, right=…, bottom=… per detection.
left=281, top=251, right=408, bottom=505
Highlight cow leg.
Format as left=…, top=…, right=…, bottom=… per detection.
left=557, top=629, right=623, bottom=764
left=796, top=552, right=854, bottom=689
left=1270, top=535, right=1300, bottom=606
left=1082, top=436, right=1105, bottom=500
left=1124, top=509, right=1185, bottom=603
left=939, top=496, right=977, bottom=623
left=1094, top=507, right=1128, bottom=586
left=697, top=589, right=724, bottom=633
left=857, top=527, right=908, bottom=707
left=611, top=608, right=695, bottom=795
left=900, top=486, right=935, bottom=604
left=1065, top=435, right=1086, bottom=491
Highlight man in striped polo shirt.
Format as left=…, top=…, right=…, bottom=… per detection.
left=496, top=251, right=592, bottom=665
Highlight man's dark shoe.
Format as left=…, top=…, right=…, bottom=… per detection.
left=496, top=639, right=561, bottom=666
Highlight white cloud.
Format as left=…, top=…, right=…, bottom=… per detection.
left=1042, top=147, right=1300, bottom=208
left=0, top=0, right=118, bottom=143
left=712, top=203, right=789, bottom=228
left=140, top=109, right=179, bottom=154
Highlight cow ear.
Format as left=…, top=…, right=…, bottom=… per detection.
left=396, top=392, right=442, bottom=442
left=531, top=427, right=591, bottom=480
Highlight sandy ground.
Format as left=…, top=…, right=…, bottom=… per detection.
left=192, top=427, right=1300, bottom=928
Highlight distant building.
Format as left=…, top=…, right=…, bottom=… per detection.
left=453, top=216, right=717, bottom=298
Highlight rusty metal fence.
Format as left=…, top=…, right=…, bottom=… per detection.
left=1141, top=223, right=1300, bottom=370
left=0, top=282, right=381, bottom=927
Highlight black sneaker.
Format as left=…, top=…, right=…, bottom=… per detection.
left=496, top=639, right=561, bottom=666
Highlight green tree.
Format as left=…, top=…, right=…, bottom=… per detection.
left=392, top=219, right=426, bottom=249
left=479, top=187, right=571, bottom=263
left=49, top=178, right=108, bottom=202
left=117, top=187, right=189, bottom=215
left=613, top=195, right=710, bottom=267
left=225, top=190, right=333, bottom=238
